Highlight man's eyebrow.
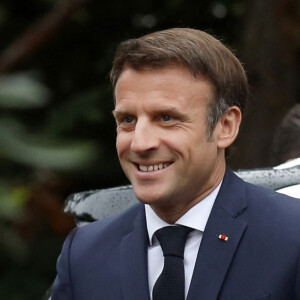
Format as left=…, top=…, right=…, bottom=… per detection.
left=157, top=108, right=189, bottom=120
left=112, top=108, right=190, bottom=120
left=112, top=110, right=129, bottom=118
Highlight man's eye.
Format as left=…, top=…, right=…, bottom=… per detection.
left=123, top=116, right=135, bottom=123
left=161, top=115, right=172, bottom=122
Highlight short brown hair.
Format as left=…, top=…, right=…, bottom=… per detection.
left=110, top=28, right=249, bottom=138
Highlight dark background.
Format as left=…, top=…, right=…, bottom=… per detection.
left=0, top=0, right=299, bottom=299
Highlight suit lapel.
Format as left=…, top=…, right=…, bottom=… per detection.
left=187, top=169, right=248, bottom=300
left=120, top=205, right=151, bottom=300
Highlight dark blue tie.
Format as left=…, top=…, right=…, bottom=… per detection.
left=152, top=226, right=193, bottom=300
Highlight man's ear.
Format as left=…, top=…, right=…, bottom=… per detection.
left=215, top=106, right=242, bottom=149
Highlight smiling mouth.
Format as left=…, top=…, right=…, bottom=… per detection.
left=137, top=163, right=171, bottom=172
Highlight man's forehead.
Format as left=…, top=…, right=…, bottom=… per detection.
left=113, top=67, right=214, bottom=123
left=115, top=66, right=211, bottom=92
left=116, top=64, right=207, bottom=86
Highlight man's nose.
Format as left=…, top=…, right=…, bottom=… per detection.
left=130, top=120, right=159, bottom=153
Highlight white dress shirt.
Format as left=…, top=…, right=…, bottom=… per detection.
left=145, top=182, right=222, bottom=299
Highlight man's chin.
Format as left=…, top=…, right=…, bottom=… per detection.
left=133, top=187, right=169, bottom=205
left=134, top=193, right=163, bottom=205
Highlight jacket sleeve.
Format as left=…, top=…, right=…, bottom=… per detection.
left=51, top=227, right=78, bottom=300
left=296, top=252, right=300, bottom=300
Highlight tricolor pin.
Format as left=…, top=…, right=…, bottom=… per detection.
left=218, top=234, right=229, bottom=241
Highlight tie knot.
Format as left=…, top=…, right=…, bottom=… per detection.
left=154, top=226, right=193, bottom=259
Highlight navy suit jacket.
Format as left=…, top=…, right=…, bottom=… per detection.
left=52, top=169, right=300, bottom=299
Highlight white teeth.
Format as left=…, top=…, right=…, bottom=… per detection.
left=138, top=163, right=169, bottom=172
left=139, top=165, right=148, bottom=172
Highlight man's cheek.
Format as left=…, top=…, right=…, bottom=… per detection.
left=116, top=136, right=127, bottom=155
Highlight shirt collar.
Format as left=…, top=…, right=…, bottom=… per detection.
left=145, top=181, right=222, bottom=245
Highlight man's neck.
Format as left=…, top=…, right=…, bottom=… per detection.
left=150, top=175, right=224, bottom=224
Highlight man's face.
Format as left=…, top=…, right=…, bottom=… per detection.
left=114, top=66, right=226, bottom=220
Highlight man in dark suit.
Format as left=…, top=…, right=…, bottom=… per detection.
left=52, top=28, right=300, bottom=300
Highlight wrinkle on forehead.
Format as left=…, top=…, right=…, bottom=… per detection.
left=115, top=66, right=213, bottom=111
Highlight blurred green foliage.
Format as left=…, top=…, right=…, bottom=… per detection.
left=0, top=73, right=50, bottom=108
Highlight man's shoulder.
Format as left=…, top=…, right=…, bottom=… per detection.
left=226, top=167, right=299, bottom=208
left=244, top=178, right=300, bottom=208
left=69, top=202, right=144, bottom=247
left=242, top=180, right=300, bottom=238
left=224, top=169, right=300, bottom=228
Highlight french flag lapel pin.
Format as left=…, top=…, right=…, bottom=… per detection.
left=218, top=234, right=229, bottom=241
